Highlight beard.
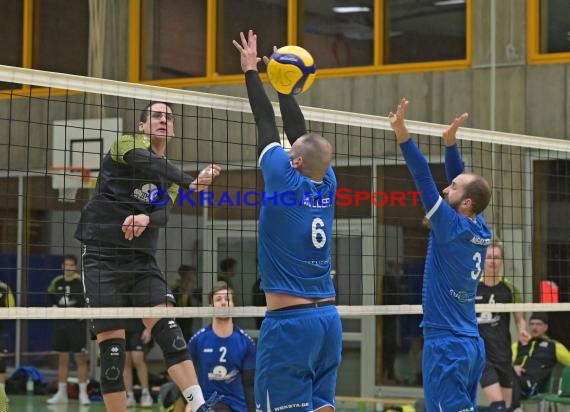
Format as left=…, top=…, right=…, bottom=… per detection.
left=445, top=195, right=463, bottom=211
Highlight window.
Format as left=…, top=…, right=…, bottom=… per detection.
left=536, top=0, right=570, bottom=53
left=533, top=159, right=570, bottom=345
left=541, top=0, right=570, bottom=53
left=528, top=0, right=570, bottom=63
left=33, top=0, right=89, bottom=75
left=140, top=0, right=207, bottom=80
left=298, top=0, right=374, bottom=69
left=134, top=0, right=469, bottom=86
left=0, top=0, right=23, bottom=89
left=384, top=0, right=467, bottom=64
left=216, top=0, right=287, bottom=75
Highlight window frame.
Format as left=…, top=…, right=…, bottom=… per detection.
left=2, top=0, right=91, bottom=94
left=528, top=0, right=570, bottom=64
left=3, top=0, right=472, bottom=92
left=130, top=0, right=472, bottom=88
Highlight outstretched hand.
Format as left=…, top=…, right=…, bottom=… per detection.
left=388, top=98, right=410, bottom=144
left=262, top=46, right=278, bottom=66
left=232, top=30, right=261, bottom=73
left=442, top=113, right=468, bottom=147
left=190, top=164, right=222, bottom=192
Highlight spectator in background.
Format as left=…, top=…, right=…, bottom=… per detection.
left=46, top=254, right=90, bottom=405
left=159, top=282, right=256, bottom=412
left=172, top=265, right=200, bottom=340
left=476, top=242, right=529, bottom=411
left=218, top=258, right=237, bottom=288
left=511, top=312, right=570, bottom=410
left=124, top=319, right=153, bottom=408
left=0, top=281, right=15, bottom=407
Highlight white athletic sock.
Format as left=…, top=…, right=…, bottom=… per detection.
left=182, top=385, right=205, bottom=412
left=58, top=382, right=67, bottom=394
left=142, top=388, right=150, bottom=395
left=79, top=382, right=88, bottom=395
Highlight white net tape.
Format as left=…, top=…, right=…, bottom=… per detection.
left=2, top=303, right=569, bottom=320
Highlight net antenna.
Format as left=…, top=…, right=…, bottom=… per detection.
left=49, top=166, right=94, bottom=203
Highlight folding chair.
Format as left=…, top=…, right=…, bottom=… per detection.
left=541, top=366, right=570, bottom=412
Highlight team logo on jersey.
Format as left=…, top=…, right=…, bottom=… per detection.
left=133, top=183, right=158, bottom=203
left=449, top=288, right=474, bottom=303
left=477, top=311, right=500, bottom=325
left=207, top=365, right=239, bottom=383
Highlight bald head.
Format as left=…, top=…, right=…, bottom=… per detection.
left=290, top=132, right=333, bottom=181
left=463, top=173, right=492, bottom=215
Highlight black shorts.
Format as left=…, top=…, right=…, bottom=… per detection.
left=480, top=360, right=514, bottom=389
left=53, top=322, right=88, bottom=353
left=125, top=329, right=145, bottom=351
left=82, top=244, right=175, bottom=335
left=0, top=334, right=7, bottom=354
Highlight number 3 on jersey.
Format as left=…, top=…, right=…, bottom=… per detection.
left=312, top=218, right=326, bottom=249
left=471, top=252, right=482, bottom=280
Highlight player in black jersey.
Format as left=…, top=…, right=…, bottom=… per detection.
left=75, top=101, right=221, bottom=412
left=0, top=280, right=15, bottom=408
left=46, top=254, right=90, bottom=405
left=476, top=243, right=529, bottom=411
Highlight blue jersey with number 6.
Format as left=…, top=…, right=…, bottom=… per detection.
left=258, top=142, right=336, bottom=298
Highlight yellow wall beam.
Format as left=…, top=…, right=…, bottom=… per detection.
left=128, top=0, right=141, bottom=83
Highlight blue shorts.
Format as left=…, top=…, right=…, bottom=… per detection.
left=422, top=331, right=485, bottom=412
left=255, top=304, right=342, bottom=412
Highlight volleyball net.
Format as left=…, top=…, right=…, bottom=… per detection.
left=3, top=65, right=570, bottom=391
left=0, top=66, right=570, bottom=344
left=0, top=65, right=569, bottom=320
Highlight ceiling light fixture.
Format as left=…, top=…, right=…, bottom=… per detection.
left=434, top=0, right=465, bottom=6
left=332, top=6, right=371, bottom=14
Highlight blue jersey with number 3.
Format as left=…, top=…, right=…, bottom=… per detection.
left=258, top=143, right=336, bottom=298
left=399, top=139, right=492, bottom=337
left=422, top=198, right=491, bottom=336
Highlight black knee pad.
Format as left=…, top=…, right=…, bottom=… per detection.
left=151, top=318, right=189, bottom=369
left=99, top=338, right=126, bottom=394
left=0, top=357, right=5, bottom=373
left=489, top=401, right=507, bottom=411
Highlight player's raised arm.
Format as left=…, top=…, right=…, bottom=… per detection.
left=278, top=92, right=307, bottom=145
left=443, top=113, right=468, bottom=183
left=389, top=98, right=440, bottom=212
left=233, top=30, right=280, bottom=156
left=260, top=46, right=307, bottom=145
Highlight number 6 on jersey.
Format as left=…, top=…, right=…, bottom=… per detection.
left=312, top=218, right=326, bottom=249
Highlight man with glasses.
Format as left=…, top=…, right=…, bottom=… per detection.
left=511, top=312, right=570, bottom=410
left=75, top=101, right=221, bottom=411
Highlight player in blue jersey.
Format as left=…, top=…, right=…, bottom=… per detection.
left=186, top=282, right=256, bottom=412
left=389, top=98, right=492, bottom=412
left=233, top=30, right=342, bottom=412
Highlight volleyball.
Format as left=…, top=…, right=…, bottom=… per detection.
left=267, top=45, right=316, bottom=95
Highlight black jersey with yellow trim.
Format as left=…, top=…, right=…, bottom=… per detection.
left=0, top=281, right=15, bottom=308
left=513, top=336, right=570, bottom=383
left=476, top=278, right=521, bottom=363
left=75, top=134, right=194, bottom=255
left=47, top=273, right=85, bottom=309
